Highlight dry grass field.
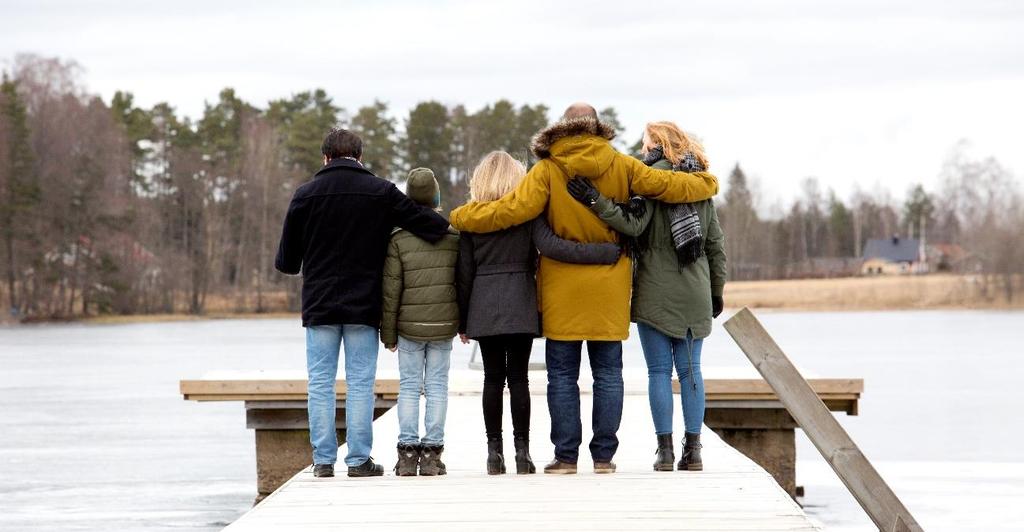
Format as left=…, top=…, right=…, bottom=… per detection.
left=725, top=274, right=1022, bottom=311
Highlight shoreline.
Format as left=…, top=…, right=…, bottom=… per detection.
left=3, top=274, right=1019, bottom=326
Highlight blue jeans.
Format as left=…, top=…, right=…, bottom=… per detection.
left=546, top=340, right=624, bottom=463
left=396, top=336, right=452, bottom=446
left=305, top=324, right=379, bottom=467
left=637, top=322, right=705, bottom=435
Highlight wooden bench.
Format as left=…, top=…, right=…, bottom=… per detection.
left=182, top=372, right=399, bottom=500
left=181, top=370, right=861, bottom=500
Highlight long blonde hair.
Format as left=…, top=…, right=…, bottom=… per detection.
left=469, top=151, right=526, bottom=202
left=644, top=121, right=709, bottom=170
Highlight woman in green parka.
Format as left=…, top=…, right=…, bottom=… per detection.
left=566, top=121, right=727, bottom=472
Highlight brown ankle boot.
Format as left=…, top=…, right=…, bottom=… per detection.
left=677, top=432, right=703, bottom=471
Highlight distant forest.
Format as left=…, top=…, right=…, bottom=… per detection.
left=1, top=54, right=1021, bottom=320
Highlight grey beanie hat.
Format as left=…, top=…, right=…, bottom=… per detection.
left=406, top=167, right=440, bottom=208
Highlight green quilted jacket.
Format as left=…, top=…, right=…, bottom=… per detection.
left=380, top=226, right=460, bottom=347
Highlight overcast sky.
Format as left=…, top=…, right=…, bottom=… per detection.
left=2, top=0, right=1022, bottom=205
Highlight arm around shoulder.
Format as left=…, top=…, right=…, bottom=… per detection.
left=591, top=195, right=655, bottom=237
left=627, top=155, right=719, bottom=204
left=449, top=162, right=551, bottom=233
left=389, top=183, right=449, bottom=243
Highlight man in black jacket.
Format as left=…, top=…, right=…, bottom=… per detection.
left=275, top=128, right=450, bottom=478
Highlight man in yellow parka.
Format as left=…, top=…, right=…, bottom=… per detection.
left=449, top=103, right=719, bottom=474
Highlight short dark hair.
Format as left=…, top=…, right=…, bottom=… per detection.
left=321, top=128, right=363, bottom=161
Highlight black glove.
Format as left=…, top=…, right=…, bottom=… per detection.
left=567, top=177, right=600, bottom=207
left=712, top=295, right=724, bottom=318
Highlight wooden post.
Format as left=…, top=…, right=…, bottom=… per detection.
left=724, top=308, right=922, bottom=532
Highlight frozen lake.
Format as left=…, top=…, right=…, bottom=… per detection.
left=1, top=310, right=1022, bottom=531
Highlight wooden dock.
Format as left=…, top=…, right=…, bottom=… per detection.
left=224, top=394, right=820, bottom=531
left=181, top=369, right=860, bottom=500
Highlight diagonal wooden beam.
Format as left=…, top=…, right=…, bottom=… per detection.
left=724, top=307, right=922, bottom=532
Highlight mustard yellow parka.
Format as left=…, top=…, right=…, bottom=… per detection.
left=449, top=117, right=718, bottom=341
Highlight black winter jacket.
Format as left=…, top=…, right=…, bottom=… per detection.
left=275, top=158, right=450, bottom=327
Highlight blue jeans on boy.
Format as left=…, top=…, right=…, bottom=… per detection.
left=546, top=339, right=624, bottom=463
left=305, top=324, right=379, bottom=467
left=396, top=336, right=452, bottom=446
left=637, top=322, right=705, bottom=435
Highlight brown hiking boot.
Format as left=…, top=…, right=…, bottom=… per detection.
left=394, top=443, right=420, bottom=477
left=593, top=461, right=617, bottom=474
left=678, top=432, right=703, bottom=471
left=419, top=445, right=447, bottom=476
left=543, top=459, right=577, bottom=475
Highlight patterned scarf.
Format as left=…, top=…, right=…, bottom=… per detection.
left=642, top=147, right=706, bottom=267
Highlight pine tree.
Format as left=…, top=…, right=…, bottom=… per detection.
left=402, top=101, right=453, bottom=206
left=350, top=100, right=397, bottom=179
left=266, top=89, right=340, bottom=177
left=598, top=107, right=625, bottom=148
left=0, top=74, right=38, bottom=314
left=720, top=164, right=757, bottom=279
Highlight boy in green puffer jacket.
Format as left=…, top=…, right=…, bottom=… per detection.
left=381, top=167, right=460, bottom=477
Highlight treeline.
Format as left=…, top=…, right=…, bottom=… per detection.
left=1, top=54, right=1021, bottom=320
left=0, top=54, right=622, bottom=319
left=718, top=147, right=1024, bottom=300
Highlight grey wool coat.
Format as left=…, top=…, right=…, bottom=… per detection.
left=457, top=216, right=619, bottom=339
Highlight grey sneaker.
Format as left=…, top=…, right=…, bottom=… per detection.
left=312, top=464, right=334, bottom=478
left=394, top=443, right=420, bottom=477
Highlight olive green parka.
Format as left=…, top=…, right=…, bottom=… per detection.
left=590, top=158, right=727, bottom=339
left=380, top=227, right=460, bottom=347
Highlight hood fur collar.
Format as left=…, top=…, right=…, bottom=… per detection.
left=530, top=116, right=616, bottom=159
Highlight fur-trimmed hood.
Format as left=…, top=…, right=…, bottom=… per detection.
left=530, top=116, right=616, bottom=159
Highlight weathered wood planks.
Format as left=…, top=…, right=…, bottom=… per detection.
left=224, top=394, right=821, bottom=532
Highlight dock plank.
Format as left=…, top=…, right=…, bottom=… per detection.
left=226, top=394, right=819, bottom=531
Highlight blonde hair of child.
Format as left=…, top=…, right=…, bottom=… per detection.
left=469, top=151, right=527, bottom=202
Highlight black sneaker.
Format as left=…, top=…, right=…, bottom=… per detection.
left=347, top=457, right=385, bottom=477
left=312, top=464, right=334, bottom=478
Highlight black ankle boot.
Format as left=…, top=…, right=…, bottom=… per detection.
left=654, top=433, right=674, bottom=471
left=513, top=436, right=536, bottom=474
left=678, top=432, right=703, bottom=471
left=486, top=437, right=506, bottom=475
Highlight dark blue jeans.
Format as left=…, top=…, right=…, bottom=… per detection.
left=545, top=339, right=624, bottom=463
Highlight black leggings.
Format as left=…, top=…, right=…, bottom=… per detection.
left=478, top=334, right=534, bottom=440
